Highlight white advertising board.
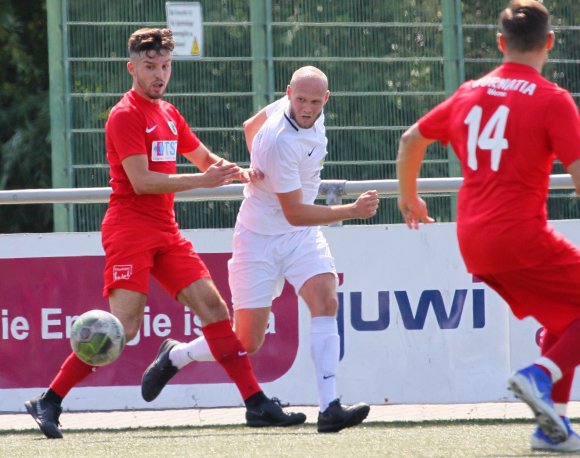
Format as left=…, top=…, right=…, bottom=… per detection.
left=1, top=221, right=579, bottom=412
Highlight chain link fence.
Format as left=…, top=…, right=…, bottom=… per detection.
left=51, top=0, right=580, bottom=231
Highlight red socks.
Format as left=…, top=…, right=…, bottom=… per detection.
left=49, top=352, right=96, bottom=398
left=49, top=321, right=262, bottom=402
left=202, top=320, right=262, bottom=400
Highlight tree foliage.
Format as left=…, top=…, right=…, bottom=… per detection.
left=0, top=0, right=51, bottom=233
left=1, top=1, right=578, bottom=232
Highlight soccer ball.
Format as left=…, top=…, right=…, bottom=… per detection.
left=70, top=310, right=126, bottom=366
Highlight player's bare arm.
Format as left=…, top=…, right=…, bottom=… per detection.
left=277, top=188, right=379, bottom=227
left=396, top=123, right=436, bottom=229
left=567, top=159, right=580, bottom=198
left=183, top=142, right=231, bottom=171
left=184, top=142, right=262, bottom=184
left=121, top=152, right=239, bottom=194
left=242, top=110, right=268, bottom=153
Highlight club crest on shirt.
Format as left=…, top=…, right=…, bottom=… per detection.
left=167, top=120, right=178, bottom=135
left=113, top=265, right=132, bottom=281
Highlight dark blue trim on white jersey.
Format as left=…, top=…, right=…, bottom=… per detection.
left=283, top=112, right=299, bottom=131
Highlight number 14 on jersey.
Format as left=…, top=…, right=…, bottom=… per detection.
left=464, top=105, right=510, bottom=172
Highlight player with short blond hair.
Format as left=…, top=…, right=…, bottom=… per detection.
left=142, top=65, right=379, bottom=433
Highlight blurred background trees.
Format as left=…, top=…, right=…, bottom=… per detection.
left=0, top=0, right=51, bottom=232
left=1, top=0, right=578, bottom=233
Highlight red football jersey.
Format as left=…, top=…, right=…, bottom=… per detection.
left=103, top=90, right=200, bottom=227
left=418, top=62, right=580, bottom=273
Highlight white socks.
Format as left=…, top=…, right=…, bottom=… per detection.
left=536, top=356, right=563, bottom=383
left=554, top=403, right=568, bottom=417
left=169, top=336, right=215, bottom=369
left=535, top=357, right=566, bottom=417
left=310, top=316, right=340, bottom=412
left=169, top=315, right=341, bottom=413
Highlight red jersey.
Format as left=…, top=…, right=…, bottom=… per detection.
left=418, top=62, right=580, bottom=273
left=103, top=90, right=200, bottom=227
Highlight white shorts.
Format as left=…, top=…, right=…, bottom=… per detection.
left=228, top=223, right=337, bottom=310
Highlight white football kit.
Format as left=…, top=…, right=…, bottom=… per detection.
left=229, top=96, right=338, bottom=309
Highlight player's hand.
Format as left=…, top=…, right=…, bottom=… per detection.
left=237, top=167, right=264, bottom=183
left=202, top=159, right=242, bottom=188
left=397, top=195, right=435, bottom=229
left=352, top=190, right=380, bottom=219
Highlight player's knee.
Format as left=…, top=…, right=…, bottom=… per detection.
left=185, top=296, right=230, bottom=325
left=315, top=295, right=338, bottom=316
left=205, top=297, right=230, bottom=321
left=122, top=321, right=141, bottom=341
left=238, top=334, right=264, bottom=354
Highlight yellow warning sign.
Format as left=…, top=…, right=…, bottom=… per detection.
left=191, top=38, right=200, bottom=56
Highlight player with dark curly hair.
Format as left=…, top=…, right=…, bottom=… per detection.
left=25, top=27, right=305, bottom=439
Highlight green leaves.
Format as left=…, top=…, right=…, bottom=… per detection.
left=0, top=0, right=51, bottom=232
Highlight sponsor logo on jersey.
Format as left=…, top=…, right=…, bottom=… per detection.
left=151, top=140, right=177, bottom=162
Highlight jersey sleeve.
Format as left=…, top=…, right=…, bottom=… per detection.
left=417, top=90, right=462, bottom=145
left=107, top=108, right=148, bottom=161
left=265, top=96, right=289, bottom=117
left=545, top=90, right=580, bottom=168
left=267, top=136, right=302, bottom=194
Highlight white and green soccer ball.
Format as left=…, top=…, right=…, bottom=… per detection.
left=70, top=310, right=126, bottom=366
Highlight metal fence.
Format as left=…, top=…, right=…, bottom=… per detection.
left=48, top=0, right=580, bottom=232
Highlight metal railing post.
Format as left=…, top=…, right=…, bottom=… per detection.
left=250, top=0, right=273, bottom=111
left=442, top=0, right=465, bottom=220
left=319, top=180, right=347, bottom=227
left=47, top=0, right=73, bottom=232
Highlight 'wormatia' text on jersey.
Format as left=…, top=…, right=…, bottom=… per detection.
left=471, top=77, right=536, bottom=97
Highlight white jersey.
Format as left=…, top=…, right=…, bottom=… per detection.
left=237, top=96, right=328, bottom=235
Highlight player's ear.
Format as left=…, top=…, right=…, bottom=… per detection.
left=286, top=85, right=292, bottom=97
left=496, top=33, right=506, bottom=53
left=127, top=61, right=135, bottom=76
left=546, top=31, right=555, bottom=51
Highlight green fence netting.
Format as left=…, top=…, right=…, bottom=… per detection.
left=55, top=0, right=580, bottom=231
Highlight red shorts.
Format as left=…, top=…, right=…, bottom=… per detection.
left=101, top=223, right=210, bottom=298
left=477, top=257, right=580, bottom=336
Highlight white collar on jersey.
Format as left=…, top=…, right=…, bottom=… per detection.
left=283, top=104, right=325, bottom=133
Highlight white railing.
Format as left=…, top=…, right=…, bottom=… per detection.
left=0, top=175, right=574, bottom=205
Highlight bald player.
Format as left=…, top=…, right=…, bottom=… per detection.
left=142, top=66, right=379, bottom=433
